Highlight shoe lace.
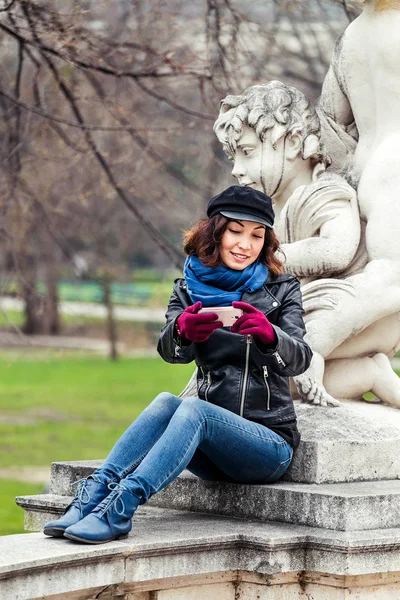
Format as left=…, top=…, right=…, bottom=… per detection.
left=95, top=482, right=127, bottom=518
left=70, top=475, right=101, bottom=510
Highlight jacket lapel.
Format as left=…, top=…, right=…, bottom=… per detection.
left=241, top=285, right=281, bottom=315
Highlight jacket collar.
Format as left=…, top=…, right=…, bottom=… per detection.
left=265, top=273, right=295, bottom=284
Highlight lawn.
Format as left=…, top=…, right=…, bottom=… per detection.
left=0, top=352, right=195, bottom=536
left=0, top=480, right=44, bottom=536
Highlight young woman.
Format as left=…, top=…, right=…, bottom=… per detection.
left=43, top=185, right=312, bottom=544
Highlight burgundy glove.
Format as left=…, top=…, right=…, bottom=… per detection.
left=176, top=301, right=223, bottom=343
left=231, top=301, right=277, bottom=346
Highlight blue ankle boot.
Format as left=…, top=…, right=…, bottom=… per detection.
left=64, top=483, right=140, bottom=544
left=43, top=476, right=110, bottom=537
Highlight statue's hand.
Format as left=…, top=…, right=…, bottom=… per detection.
left=295, top=374, right=340, bottom=408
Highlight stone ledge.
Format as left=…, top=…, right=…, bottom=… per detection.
left=20, top=466, right=400, bottom=532
left=17, top=494, right=71, bottom=513
left=15, top=493, right=71, bottom=532
left=2, top=507, right=400, bottom=600
left=148, top=474, right=400, bottom=531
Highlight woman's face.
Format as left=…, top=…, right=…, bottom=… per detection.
left=220, top=219, right=266, bottom=270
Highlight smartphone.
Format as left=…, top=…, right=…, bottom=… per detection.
left=199, top=306, right=243, bottom=327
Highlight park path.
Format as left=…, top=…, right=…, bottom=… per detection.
left=0, top=297, right=166, bottom=322
left=0, top=466, right=50, bottom=485
left=0, top=330, right=159, bottom=355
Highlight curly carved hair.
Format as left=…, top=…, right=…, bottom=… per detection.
left=214, top=80, right=329, bottom=166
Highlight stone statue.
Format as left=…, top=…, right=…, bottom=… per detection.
left=316, top=0, right=400, bottom=336
left=214, top=81, right=400, bottom=408
left=311, top=0, right=400, bottom=404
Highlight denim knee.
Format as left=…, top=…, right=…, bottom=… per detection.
left=176, top=397, right=205, bottom=420
left=149, top=392, right=181, bottom=415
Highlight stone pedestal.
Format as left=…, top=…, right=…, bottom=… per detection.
left=285, top=400, right=400, bottom=484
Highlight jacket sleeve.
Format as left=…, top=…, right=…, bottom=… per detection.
left=157, top=283, right=196, bottom=365
left=257, top=278, right=313, bottom=376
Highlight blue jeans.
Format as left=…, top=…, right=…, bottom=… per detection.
left=93, top=393, right=293, bottom=506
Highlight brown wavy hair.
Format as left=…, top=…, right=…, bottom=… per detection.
left=183, top=214, right=284, bottom=277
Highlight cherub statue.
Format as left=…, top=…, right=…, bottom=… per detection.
left=311, top=0, right=400, bottom=402
left=214, top=81, right=400, bottom=407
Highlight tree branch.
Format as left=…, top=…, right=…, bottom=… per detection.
left=132, top=78, right=215, bottom=121
left=0, top=89, right=183, bottom=132
left=21, top=3, right=184, bottom=268
left=0, top=21, right=208, bottom=80
left=0, top=0, right=18, bottom=12
left=83, top=71, right=211, bottom=199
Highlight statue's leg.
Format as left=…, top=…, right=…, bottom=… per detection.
left=327, top=313, right=400, bottom=360
left=295, top=286, right=400, bottom=408
left=303, top=267, right=400, bottom=359
left=324, top=354, right=400, bottom=408
left=180, top=368, right=198, bottom=399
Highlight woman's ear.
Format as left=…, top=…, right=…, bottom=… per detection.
left=285, top=134, right=302, bottom=161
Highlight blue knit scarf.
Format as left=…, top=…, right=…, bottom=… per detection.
left=183, top=255, right=268, bottom=307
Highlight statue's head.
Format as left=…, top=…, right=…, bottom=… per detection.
left=214, top=81, right=327, bottom=198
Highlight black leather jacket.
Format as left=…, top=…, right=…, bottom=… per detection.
left=157, top=274, right=312, bottom=428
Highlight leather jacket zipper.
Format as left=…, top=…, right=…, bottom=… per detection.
left=199, top=367, right=211, bottom=401
left=273, top=350, right=286, bottom=367
left=263, top=365, right=271, bottom=410
left=199, top=366, right=207, bottom=398
left=239, top=335, right=252, bottom=417
left=205, top=372, right=212, bottom=402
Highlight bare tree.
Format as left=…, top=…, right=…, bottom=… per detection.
left=0, top=0, right=358, bottom=343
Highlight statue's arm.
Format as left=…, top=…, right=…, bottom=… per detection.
left=318, top=34, right=354, bottom=128
left=281, top=203, right=360, bottom=278
left=319, top=63, right=353, bottom=128
left=317, top=37, right=358, bottom=172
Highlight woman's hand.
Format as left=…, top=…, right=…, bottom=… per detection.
left=231, top=301, right=277, bottom=346
left=176, top=301, right=223, bottom=343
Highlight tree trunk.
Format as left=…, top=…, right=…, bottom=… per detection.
left=102, top=279, right=118, bottom=361
left=41, top=248, right=61, bottom=335
left=42, top=278, right=60, bottom=335
left=20, top=256, right=43, bottom=335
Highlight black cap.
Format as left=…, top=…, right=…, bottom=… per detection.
left=207, top=185, right=274, bottom=228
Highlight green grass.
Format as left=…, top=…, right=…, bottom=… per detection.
left=0, top=480, right=45, bottom=536
left=0, top=353, right=195, bottom=536
left=0, top=354, right=194, bottom=465
left=0, top=309, right=24, bottom=328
